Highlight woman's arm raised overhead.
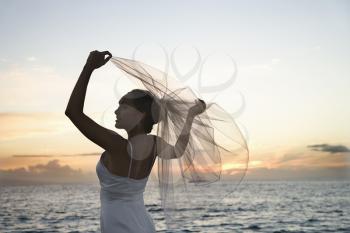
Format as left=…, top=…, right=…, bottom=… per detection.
left=157, top=99, right=206, bottom=160
left=65, top=50, right=125, bottom=152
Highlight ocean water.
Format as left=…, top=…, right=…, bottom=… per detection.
left=0, top=181, right=349, bottom=233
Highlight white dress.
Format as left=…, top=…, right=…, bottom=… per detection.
left=96, top=151, right=157, bottom=233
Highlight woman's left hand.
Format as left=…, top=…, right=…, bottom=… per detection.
left=189, top=99, right=206, bottom=116
left=85, top=50, right=112, bottom=70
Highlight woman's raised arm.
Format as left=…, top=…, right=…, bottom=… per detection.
left=65, top=51, right=125, bottom=153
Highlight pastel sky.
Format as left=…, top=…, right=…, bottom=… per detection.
left=1, top=0, right=349, bottom=183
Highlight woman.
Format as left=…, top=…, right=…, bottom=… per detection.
left=65, top=50, right=206, bottom=232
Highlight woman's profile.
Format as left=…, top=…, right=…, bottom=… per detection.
left=65, top=50, right=206, bottom=232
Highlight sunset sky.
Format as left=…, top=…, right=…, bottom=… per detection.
left=1, top=0, right=349, bottom=184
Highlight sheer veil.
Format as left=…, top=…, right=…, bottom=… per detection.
left=110, top=56, right=249, bottom=231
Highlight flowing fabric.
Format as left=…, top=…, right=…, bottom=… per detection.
left=110, top=56, right=249, bottom=231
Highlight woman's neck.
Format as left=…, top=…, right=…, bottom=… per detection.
left=127, top=127, right=146, bottom=139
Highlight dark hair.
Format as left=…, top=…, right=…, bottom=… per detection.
left=119, top=89, right=161, bottom=133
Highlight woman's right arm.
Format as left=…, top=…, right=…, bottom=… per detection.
left=65, top=51, right=125, bottom=153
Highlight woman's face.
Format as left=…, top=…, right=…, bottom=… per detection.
left=114, top=103, right=145, bottom=131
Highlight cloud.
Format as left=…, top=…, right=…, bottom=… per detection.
left=245, top=166, right=350, bottom=181
left=241, top=58, right=281, bottom=72
left=258, top=144, right=350, bottom=170
left=242, top=143, right=350, bottom=181
left=0, top=62, right=72, bottom=112
left=0, top=112, right=68, bottom=141
left=278, top=152, right=306, bottom=163
left=26, top=56, right=37, bottom=62
left=12, top=152, right=101, bottom=158
left=307, top=143, right=350, bottom=154
left=0, top=160, right=97, bottom=185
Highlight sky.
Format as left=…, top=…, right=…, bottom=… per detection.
left=0, top=0, right=349, bottom=184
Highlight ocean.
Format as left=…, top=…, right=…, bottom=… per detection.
left=0, top=181, right=349, bottom=233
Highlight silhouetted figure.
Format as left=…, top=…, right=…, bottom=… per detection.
left=65, top=50, right=205, bottom=233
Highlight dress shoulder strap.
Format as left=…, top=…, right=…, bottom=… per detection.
left=127, top=140, right=133, bottom=178
left=153, top=135, right=157, bottom=155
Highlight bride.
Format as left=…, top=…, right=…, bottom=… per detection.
left=65, top=50, right=206, bottom=232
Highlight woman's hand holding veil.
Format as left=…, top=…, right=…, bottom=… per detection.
left=85, top=50, right=112, bottom=70
left=189, top=99, right=206, bottom=116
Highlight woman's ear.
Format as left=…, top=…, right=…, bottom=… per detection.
left=137, top=112, right=147, bottom=124
left=140, top=112, right=146, bottom=119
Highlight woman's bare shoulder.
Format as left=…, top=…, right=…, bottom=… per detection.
left=151, top=135, right=174, bottom=150
left=108, top=129, right=127, bottom=140
left=150, top=134, right=165, bottom=143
